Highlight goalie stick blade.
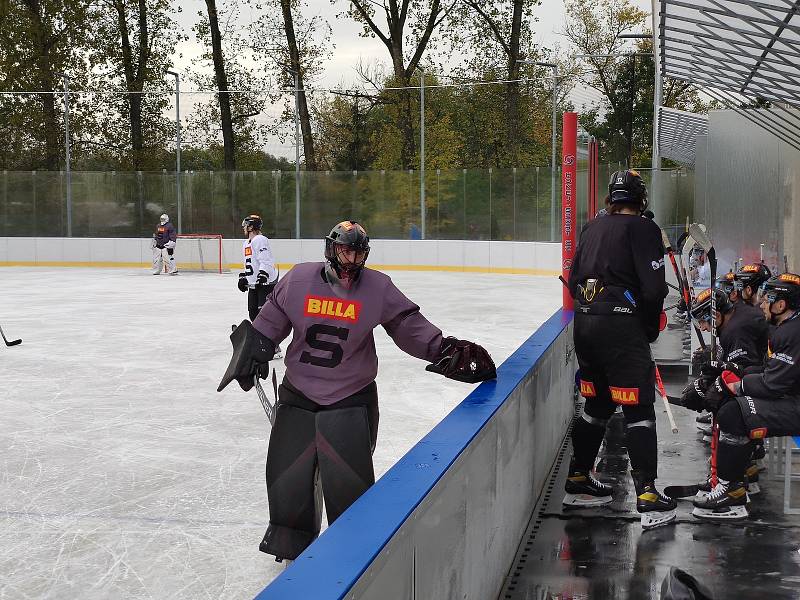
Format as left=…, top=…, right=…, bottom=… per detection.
left=664, top=484, right=701, bottom=499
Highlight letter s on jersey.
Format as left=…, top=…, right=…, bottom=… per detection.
left=304, top=295, right=361, bottom=322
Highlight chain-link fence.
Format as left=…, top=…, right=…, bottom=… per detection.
left=0, top=165, right=693, bottom=241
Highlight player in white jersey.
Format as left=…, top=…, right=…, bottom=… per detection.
left=238, top=215, right=278, bottom=321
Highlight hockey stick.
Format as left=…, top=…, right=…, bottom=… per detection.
left=254, top=373, right=276, bottom=426
left=0, top=325, right=22, bottom=347
left=688, top=223, right=719, bottom=487
left=661, top=229, right=706, bottom=351
left=655, top=365, right=679, bottom=433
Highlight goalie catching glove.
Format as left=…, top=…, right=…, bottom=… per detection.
left=426, top=336, right=497, bottom=383
left=217, top=320, right=276, bottom=392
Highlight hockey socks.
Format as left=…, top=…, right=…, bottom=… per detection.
left=632, top=471, right=677, bottom=529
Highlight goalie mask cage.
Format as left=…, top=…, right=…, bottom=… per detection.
left=175, top=234, right=230, bottom=273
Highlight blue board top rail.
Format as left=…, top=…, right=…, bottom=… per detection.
left=256, top=308, right=573, bottom=599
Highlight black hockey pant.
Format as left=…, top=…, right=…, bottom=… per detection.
left=260, top=380, right=379, bottom=561
left=572, top=312, right=659, bottom=480
left=248, top=283, right=276, bottom=321
left=714, top=395, right=800, bottom=482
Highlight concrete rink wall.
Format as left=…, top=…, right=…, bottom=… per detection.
left=0, top=237, right=561, bottom=275
left=260, top=310, right=576, bottom=600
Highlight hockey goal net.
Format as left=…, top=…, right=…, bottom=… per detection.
left=176, top=234, right=230, bottom=273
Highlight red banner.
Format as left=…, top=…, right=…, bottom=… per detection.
left=562, top=112, right=578, bottom=310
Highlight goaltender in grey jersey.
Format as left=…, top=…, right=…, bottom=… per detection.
left=218, top=219, right=497, bottom=563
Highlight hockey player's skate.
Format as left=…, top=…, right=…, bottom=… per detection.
left=633, top=471, right=676, bottom=529
left=692, top=480, right=749, bottom=521
left=563, top=468, right=613, bottom=507
left=744, top=462, right=760, bottom=496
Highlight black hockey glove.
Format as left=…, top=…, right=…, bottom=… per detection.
left=237, top=272, right=249, bottom=292
left=679, top=378, right=710, bottom=412
left=703, top=371, right=741, bottom=413
left=691, top=347, right=711, bottom=371
left=256, top=270, right=270, bottom=288
left=700, top=360, right=742, bottom=380
left=426, top=336, right=496, bottom=383
left=217, top=320, right=276, bottom=392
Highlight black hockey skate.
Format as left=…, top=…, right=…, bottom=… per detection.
left=692, top=480, right=749, bottom=521
left=563, top=469, right=613, bottom=507
left=633, top=471, right=677, bottom=529
left=744, top=462, right=761, bottom=496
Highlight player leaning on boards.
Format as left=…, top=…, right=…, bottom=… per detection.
left=218, top=220, right=497, bottom=562
left=238, top=215, right=279, bottom=321
left=566, top=169, right=677, bottom=530
left=680, top=273, right=800, bottom=521
left=152, top=214, right=177, bottom=275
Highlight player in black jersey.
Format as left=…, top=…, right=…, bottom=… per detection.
left=566, top=170, right=676, bottom=529
left=685, top=274, right=800, bottom=521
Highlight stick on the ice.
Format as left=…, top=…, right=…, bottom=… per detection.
left=655, top=365, right=678, bottom=434
left=0, top=325, right=21, bottom=347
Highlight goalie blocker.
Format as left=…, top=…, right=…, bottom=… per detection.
left=217, top=220, right=495, bottom=561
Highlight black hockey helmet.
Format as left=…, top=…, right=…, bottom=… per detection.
left=608, top=169, right=648, bottom=209
left=715, top=272, right=736, bottom=296
left=324, top=220, right=370, bottom=284
left=242, top=214, right=263, bottom=230
left=734, top=263, right=771, bottom=293
left=690, top=288, right=734, bottom=323
left=759, top=273, right=800, bottom=310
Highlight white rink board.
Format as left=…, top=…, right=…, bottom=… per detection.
left=0, top=266, right=561, bottom=599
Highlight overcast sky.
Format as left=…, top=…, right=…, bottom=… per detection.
left=171, top=0, right=652, bottom=158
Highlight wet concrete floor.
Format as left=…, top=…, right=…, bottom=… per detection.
left=500, top=366, right=800, bottom=600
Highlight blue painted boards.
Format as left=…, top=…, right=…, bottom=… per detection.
left=255, top=308, right=573, bottom=599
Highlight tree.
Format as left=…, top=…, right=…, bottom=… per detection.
left=456, top=0, right=541, bottom=163
left=204, top=0, right=236, bottom=171
left=92, top=0, right=180, bottom=169
left=339, top=0, right=454, bottom=169
left=0, top=0, right=91, bottom=170
left=250, top=0, right=332, bottom=171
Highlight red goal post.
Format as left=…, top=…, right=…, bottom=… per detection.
left=176, top=233, right=230, bottom=274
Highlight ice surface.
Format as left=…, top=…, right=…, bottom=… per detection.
left=0, top=267, right=561, bottom=599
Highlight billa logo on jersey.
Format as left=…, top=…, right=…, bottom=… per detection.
left=779, top=273, right=800, bottom=285
left=749, top=427, right=768, bottom=440
left=157, top=226, right=165, bottom=233
left=244, top=246, right=252, bottom=256
left=579, top=380, right=596, bottom=398
left=609, top=386, right=639, bottom=405
left=304, top=295, right=361, bottom=322
left=742, top=264, right=759, bottom=273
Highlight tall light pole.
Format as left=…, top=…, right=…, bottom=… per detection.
left=419, top=69, right=426, bottom=239
left=293, top=71, right=301, bottom=239
left=165, top=70, right=182, bottom=233
left=57, top=72, right=72, bottom=237
left=517, top=60, right=558, bottom=241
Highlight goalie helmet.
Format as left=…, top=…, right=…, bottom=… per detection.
left=324, top=220, right=370, bottom=286
left=608, top=169, right=648, bottom=210
left=160, top=213, right=169, bottom=225
left=242, top=214, right=263, bottom=231
left=690, top=288, right=733, bottom=323
left=734, top=263, right=771, bottom=293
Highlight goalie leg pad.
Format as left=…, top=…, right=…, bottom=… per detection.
left=152, top=246, right=164, bottom=274
left=261, top=402, right=323, bottom=561
left=316, top=404, right=377, bottom=524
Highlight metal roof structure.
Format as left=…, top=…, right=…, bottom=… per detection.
left=657, top=107, right=708, bottom=165
left=657, top=0, right=800, bottom=153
